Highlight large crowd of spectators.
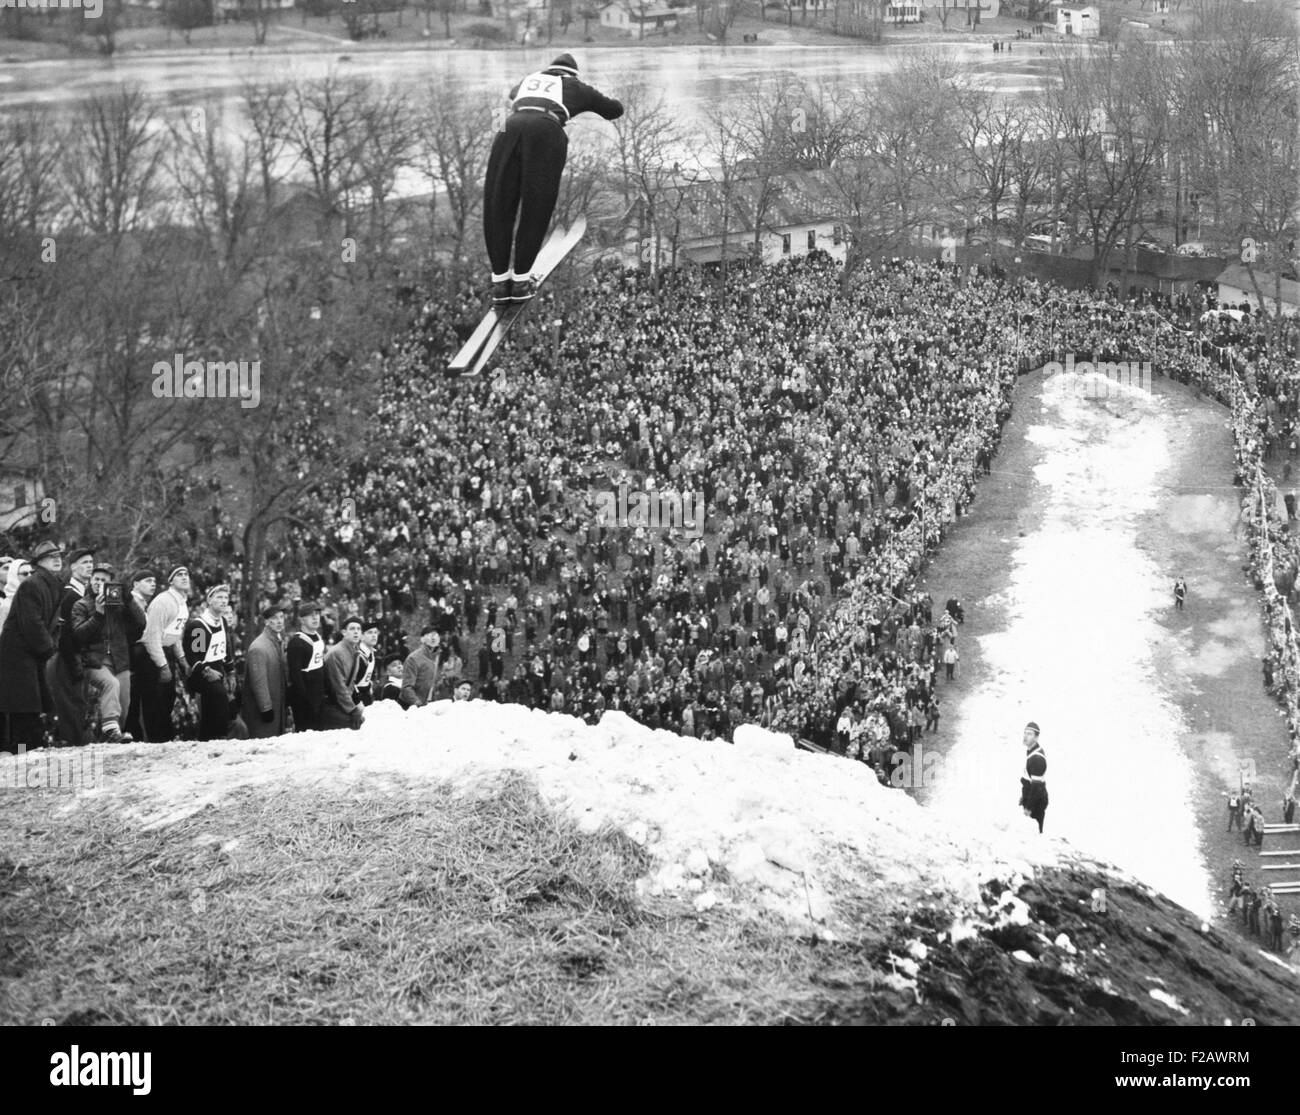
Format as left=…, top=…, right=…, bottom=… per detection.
left=2, top=252, right=1298, bottom=797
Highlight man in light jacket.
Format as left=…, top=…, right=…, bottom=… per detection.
left=400, top=627, right=442, bottom=708
left=141, top=566, right=191, bottom=742
left=242, top=602, right=288, bottom=738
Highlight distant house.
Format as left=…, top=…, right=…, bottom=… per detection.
left=886, top=2, right=922, bottom=22
left=598, top=2, right=680, bottom=32
left=1052, top=3, right=1099, bottom=34
left=1216, top=264, right=1300, bottom=317
left=0, top=468, right=45, bottom=534
left=920, top=0, right=1001, bottom=17
left=624, top=170, right=849, bottom=269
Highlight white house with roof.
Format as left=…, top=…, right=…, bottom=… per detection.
left=598, top=1, right=680, bottom=32
left=1052, top=3, right=1099, bottom=34
left=919, top=0, right=1002, bottom=16
left=623, top=170, right=849, bottom=269
left=885, top=2, right=922, bottom=22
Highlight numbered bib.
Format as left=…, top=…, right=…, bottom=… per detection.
left=202, top=623, right=227, bottom=665
left=298, top=632, right=324, bottom=671
left=513, top=71, right=567, bottom=115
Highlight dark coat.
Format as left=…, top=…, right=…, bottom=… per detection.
left=241, top=628, right=288, bottom=738
left=0, top=566, right=63, bottom=715
left=71, top=591, right=146, bottom=673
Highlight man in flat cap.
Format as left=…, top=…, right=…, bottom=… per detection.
left=287, top=601, right=326, bottom=732
left=401, top=626, right=442, bottom=709
left=124, top=569, right=158, bottom=741
left=47, top=546, right=96, bottom=746
left=0, top=541, right=64, bottom=753
left=183, top=583, right=237, bottom=741
left=321, top=616, right=365, bottom=731
left=69, top=562, right=140, bottom=742
left=242, top=602, right=288, bottom=738
left=1019, top=721, right=1049, bottom=833
left=354, top=620, right=380, bottom=707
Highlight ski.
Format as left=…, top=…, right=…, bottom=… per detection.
left=449, top=215, right=586, bottom=378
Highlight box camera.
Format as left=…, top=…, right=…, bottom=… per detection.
left=103, top=581, right=125, bottom=606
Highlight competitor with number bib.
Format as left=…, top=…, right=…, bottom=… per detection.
left=483, top=53, right=623, bottom=305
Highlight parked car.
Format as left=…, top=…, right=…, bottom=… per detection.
left=1176, top=242, right=1209, bottom=257
left=1024, top=234, right=1055, bottom=253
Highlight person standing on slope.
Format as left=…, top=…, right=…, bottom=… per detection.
left=1019, top=720, right=1049, bottom=833
left=483, top=53, right=623, bottom=305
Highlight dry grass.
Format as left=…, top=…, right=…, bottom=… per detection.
left=1, top=769, right=902, bottom=1025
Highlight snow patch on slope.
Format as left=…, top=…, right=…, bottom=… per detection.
left=82, top=700, right=1080, bottom=933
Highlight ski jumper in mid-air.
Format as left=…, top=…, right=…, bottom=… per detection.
left=483, top=53, right=623, bottom=304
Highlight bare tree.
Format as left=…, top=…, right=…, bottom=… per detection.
left=1040, top=44, right=1168, bottom=286
left=352, top=86, right=421, bottom=265
left=281, top=74, right=373, bottom=242
left=166, top=101, right=261, bottom=271
left=608, top=82, right=686, bottom=279
left=59, top=88, right=167, bottom=240
left=243, top=83, right=294, bottom=207
left=0, top=108, right=64, bottom=238
left=413, top=81, right=493, bottom=263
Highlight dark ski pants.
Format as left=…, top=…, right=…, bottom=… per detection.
left=139, top=657, right=177, bottom=742
left=1021, top=782, right=1048, bottom=833
left=192, top=673, right=233, bottom=742
left=483, top=111, right=567, bottom=277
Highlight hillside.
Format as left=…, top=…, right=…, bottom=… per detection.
left=1, top=701, right=1296, bottom=1025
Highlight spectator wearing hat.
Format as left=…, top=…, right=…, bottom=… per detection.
left=183, top=583, right=238, bottom=741
left=354, top=621, right=380, bottom=707
left=321, top=616, right=365, bottom=731
left=69, top=563, right=143, bottom=743
left=1019, top=721, right=1048, bottom=833
left=124, top=570, right=158, bottom=741
left=0, top=557, right=32, bottom=633
left=287, top=601, right=326, bottom=732
left=141, top=567, right=192, bottom=742
left=47, top=546, right=96, bottom=747
left=242, top=602, right=288, bottom=738
left=381, top=659, right=405, bottom=704
left=400, top=627, right=442, bottom=708
left=0, top=541, right=64, bottom=753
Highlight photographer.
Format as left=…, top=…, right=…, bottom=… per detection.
left=69, top=563, right=142, bottom=743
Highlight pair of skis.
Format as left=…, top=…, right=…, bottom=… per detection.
left=448, top=216, right=587, bottom=378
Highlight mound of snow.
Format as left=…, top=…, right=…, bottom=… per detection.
left=89, top=700, right=1074, bottom=931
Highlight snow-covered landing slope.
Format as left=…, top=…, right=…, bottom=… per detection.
left=22, top=700, right=1300, bottom=1023
left=76, top=701, right=1070, bottom=933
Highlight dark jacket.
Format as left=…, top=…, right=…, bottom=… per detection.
left=70, top=590, right=146, bottom=673
left=0, top=565, right=63, bottom=715
left=241, top=627, right=287, bottom=738
left=55, top=581, right=86, bottom=678
left=508, top=68, right=624, bottom=128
